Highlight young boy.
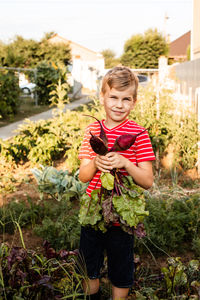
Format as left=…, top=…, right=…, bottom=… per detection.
left=78, top=66, right=155, bottom=300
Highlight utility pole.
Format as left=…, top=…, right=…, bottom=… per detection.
left=163, top=12, right=169, bottom=42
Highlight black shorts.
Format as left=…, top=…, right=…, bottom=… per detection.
left=79, top=226, right=134, bottom=288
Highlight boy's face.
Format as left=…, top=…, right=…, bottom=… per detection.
left=100, top=86, right=136, bottom=127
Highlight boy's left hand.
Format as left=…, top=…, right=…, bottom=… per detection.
left=105, top=152, right=128, bottom=169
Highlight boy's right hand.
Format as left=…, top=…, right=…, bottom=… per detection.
left=94, top=155, right=113, bottom=173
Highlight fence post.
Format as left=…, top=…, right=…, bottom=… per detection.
left=33, top=69, right=38, bottom=106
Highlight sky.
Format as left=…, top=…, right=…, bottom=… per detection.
left=0, top=0, right=192, bottom=57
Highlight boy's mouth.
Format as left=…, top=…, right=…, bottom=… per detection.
left=112, top=110, right=125, bottom=115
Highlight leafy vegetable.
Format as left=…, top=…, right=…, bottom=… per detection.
left=100, top=172, right=114, bottom=190
left=31, top=165, right=87, bottom=201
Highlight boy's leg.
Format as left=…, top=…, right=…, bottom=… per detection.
left=79, top=226, right=104, bottom=296
left=112, top=286, right=129, bottom=299
left=82, top=278, right=100, bottom=295
left=106, top=227, right=134, bottom=299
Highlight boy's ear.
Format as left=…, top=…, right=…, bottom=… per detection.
left=131, top=98, right=137, bottom=109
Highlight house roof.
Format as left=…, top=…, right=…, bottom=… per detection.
left=48, top=34, right=103, bottom=58
left=169, top=31, right=191, bottom=58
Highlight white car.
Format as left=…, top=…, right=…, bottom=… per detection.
left=137, top=74, right=149, bottom=87
left=19, top=82, right=36, bottom=94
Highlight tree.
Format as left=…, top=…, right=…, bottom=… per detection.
left=101, top=49, right=120, bottom=69
left=120, top=29, right=169, bottom=69
left=0, top=33, right=71, bottom=68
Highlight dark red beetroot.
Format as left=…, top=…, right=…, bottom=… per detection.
left=109, top=129, right=146, bottom=152
left=89, top=131, right=108, bottom=155
left=84, top=115, right=108, bottom=147
left=84, top=115, right=146, bottom=155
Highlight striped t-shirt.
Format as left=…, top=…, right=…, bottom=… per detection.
left=78, top=119, right=155, bottom=197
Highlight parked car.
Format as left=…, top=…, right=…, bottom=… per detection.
left=19, top=82, right=36, bottom=94
left=137, top=74, right=149, bottom=87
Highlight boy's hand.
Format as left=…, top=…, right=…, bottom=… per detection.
left=94, top=152, right=128, bottom=172
left=94, top=154, right=113, bottom=172
left=106, top=152, right=128, bottom=169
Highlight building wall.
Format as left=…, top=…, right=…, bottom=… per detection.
left=192, top=0, right=200, bottom=59
left=49, top=34, right=105, bottom=92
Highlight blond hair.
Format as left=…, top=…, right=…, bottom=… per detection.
left=101, top=66, right=138, bottom=100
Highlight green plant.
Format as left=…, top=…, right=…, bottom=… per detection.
left=0, top=198, right=45, bottom=234
left=31, top=165, right=87, bottom=201
left=131, top=256, right=200, bottom=299
left=141, top=192, right=200, bottom=253
left=0, top=70, right=21, bottom=119
left=34, top=61, right=61, bottom=105
left=34, top=208, right=80, bottom=251
left=0, top=242, right=85, bottom=299
left=120, top=28, right=168, bottom=68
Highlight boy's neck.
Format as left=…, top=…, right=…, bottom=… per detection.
left=104, top=118, right=128, bottom=129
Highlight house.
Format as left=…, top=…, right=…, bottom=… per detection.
left=169, top=31, right=191, bottom=63
left=48, top=34, right=104, bottom=94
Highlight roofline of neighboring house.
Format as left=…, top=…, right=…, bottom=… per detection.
left=169, top=31, right=191, bottom=57
left=50, top=33, right=103, bottom=57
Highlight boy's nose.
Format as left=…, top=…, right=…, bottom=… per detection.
left=116, top=99, right=123, bottom=108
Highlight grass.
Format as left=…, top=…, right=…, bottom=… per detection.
left=0, top=95, right=50, bottom=128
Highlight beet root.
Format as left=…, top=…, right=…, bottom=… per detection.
left=110, top=129, right=146, bottom=152
left=89, top=131, right=108, bottom=155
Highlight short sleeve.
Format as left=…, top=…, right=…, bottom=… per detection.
left=78, top=123, right=99, bottom=160
left=78, top=126, right=92, bottom=160
left=135, top=130, right=155, bottom=163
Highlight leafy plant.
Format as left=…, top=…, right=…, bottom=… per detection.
left=120, top=28, right=168, bottom=68
left=0, top=70, right=21, bottom=119
left=141, top=192, right=200, bottom=253
left=0, top=242, right=85, bottom=299
left=131, top=256, right=200, bottom=299
left=31, top=165, right=87, bottom=201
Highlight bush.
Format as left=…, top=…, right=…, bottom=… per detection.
left=0, top=69, right=21, bottom=119
left=138, top=192, right=200, bottom=255
left=34, top=61, right=70, bottom=105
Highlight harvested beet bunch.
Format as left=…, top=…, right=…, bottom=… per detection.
left=79, top=115, right=149, bottom=237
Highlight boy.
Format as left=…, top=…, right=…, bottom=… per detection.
left=78, top=66, right=155, bottom=300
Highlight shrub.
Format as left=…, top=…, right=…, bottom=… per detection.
left=138, top=192, right=200, bottom=254
left=34, top=61, right=70, bottom=105
left=0, top=69, right=21, bottom=119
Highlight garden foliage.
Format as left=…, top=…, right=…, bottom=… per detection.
left=33, top=61, right=70, bottom=105
left=0, top=69, right=21, bottom=119
left=120, top=28, right=169, bottom=68
left=0, top=242, right=85, bottom=299
left=0, top=34, right=71, bottom=69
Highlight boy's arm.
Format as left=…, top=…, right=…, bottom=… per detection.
left=125, top=160, right=153, bottom=189
left=78, top=158, right=96, bottom=183
left=105, top=152, right=154, bottom=189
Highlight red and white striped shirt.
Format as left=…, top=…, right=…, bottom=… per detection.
left=78, top=119, right=155, bottom=197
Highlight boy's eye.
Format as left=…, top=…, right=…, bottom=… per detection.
left=123, top=98, right=131, bottom=101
